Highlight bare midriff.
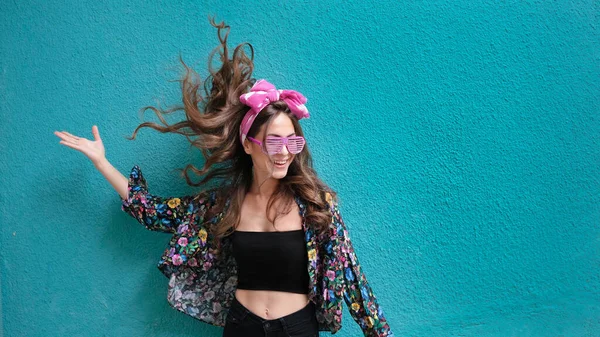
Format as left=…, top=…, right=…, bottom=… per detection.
left=235, top=289, right=310, bottom=320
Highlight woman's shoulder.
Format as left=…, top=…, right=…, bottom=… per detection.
left=321, top=189, right=339, bottom=211
left=294, top=188, right=338, bottom=211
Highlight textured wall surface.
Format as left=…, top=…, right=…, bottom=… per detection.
left=1, top=0, right=599, bottom=336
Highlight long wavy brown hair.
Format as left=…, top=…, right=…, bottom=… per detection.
left=125, top=16, right=336, bottom=240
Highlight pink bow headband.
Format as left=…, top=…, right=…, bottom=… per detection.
left=239, top=79, right=310, bottom=144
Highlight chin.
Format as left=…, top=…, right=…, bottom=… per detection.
left=271, top=170, right=288, bottom=179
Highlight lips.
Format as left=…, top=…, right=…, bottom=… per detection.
left=274, top=159, right=289, bottom=166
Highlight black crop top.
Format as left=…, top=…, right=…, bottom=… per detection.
left=231, top=229, right=310, bottom=294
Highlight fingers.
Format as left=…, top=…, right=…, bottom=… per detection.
left=54, top=131, right=81, bottom=144
left=58, top=140, right=80, bottom=150
left=54, top=131, right=82, bottom=146
left=55, top=130, right=91, bottom=143
left=92, top=125, right=101, bottom=141
left=61, top=131, right=81, bottom=140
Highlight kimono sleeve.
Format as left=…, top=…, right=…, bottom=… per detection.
left=327, top=193, right=394, bottom=337
left=120, top=165, right=211, bottom=234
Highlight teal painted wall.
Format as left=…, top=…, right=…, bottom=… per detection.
left=1, top=0, right=598, bottom=336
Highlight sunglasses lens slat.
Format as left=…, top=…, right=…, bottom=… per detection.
left=265, top=137, right=283, bottom=155
left=287, top=137, right=304, bottom=153
left=264, top=136, right=305, bottom=155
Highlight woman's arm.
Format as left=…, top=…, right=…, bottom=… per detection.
left=116, top=163, right=212, bottom=234
left=327, top=193, right=393, bottom=337
left=95, top=158, right=129, bottom=200
left=54, top=127, right=212, bottom=234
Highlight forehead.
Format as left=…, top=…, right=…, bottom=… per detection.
left=260, top=113, right=296, bottom=136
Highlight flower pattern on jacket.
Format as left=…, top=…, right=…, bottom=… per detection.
left=120, top=165, right=393, bottom=336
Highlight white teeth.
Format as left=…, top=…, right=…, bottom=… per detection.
left=275, top=160, right=288, bottom=165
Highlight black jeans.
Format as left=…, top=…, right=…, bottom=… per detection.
left=223, top=296, right=319, bottom=337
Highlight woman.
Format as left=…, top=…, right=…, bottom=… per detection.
left=54, top=17, right=393, bottom=337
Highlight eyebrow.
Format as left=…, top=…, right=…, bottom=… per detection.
left=267, top=132, right=296, bottom=137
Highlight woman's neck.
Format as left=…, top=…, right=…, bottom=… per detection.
left=248, top=173, right=279, bottom=199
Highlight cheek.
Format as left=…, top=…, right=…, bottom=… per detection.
left=254, top=153, right=270, bottom=167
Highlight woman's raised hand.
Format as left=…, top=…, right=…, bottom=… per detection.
left=54, top=125, right=106, bottom=165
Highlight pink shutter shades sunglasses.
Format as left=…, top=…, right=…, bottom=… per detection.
left=247, top=135, right=306, bottom=155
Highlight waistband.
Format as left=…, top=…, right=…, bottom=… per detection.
left=230, top=295, right=315, bottom=330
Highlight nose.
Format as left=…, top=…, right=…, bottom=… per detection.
left=279, top=143, right=290, bottom=155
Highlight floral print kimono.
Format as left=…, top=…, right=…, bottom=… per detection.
left=120, top=165, right=393, bottom=336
